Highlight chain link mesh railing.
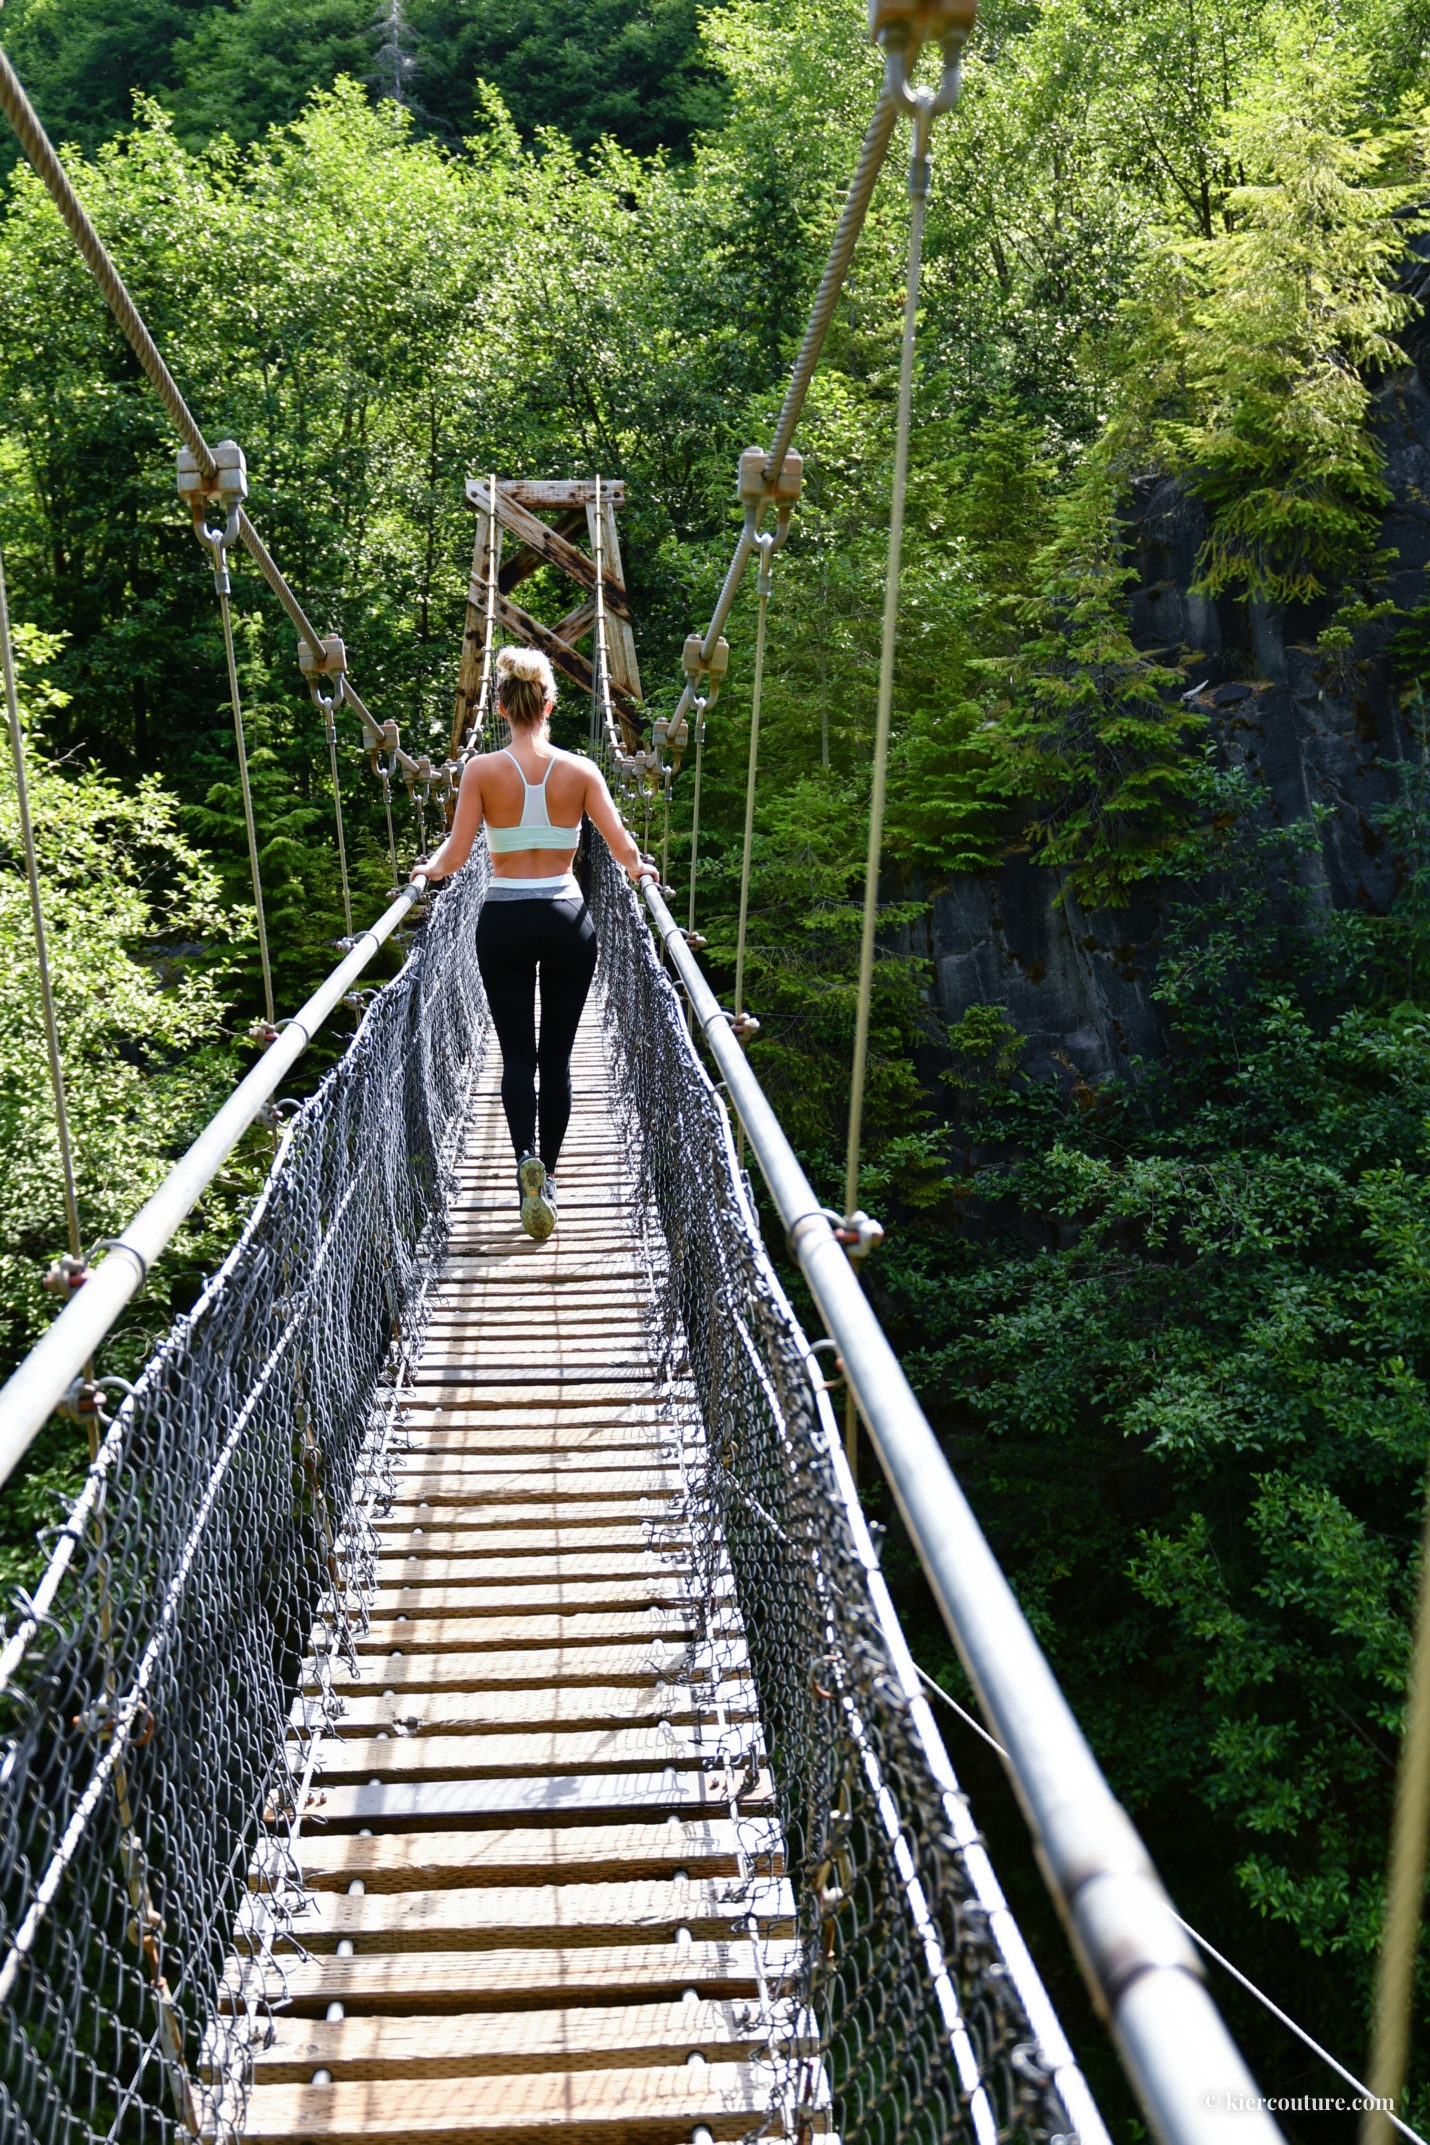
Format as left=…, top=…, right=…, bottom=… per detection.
left=0, top=822, right=1086, bottom=2145
left=0, top=856, right=490, bottom=2145
left=586, top=831, right=1080, bottom=2145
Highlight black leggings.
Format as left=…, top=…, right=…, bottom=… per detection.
left=475, top=893, right=599, bottom=1172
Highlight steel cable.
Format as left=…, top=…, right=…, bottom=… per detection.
left=843, top=98, right=934, bottom=1229
left=212, top=575, right=276, bottom=1025
left=0, top=537, right=82, bottom=1262
left=733, top=534, right=775, bottom=1021
left=672, top=86, right=902, bottom=726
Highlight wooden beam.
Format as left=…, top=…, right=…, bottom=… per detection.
left=586, top=497, right=643, bottom=703
left=491, top=591, right=640, bottom=725
left=494, top=480, right=627, bottom=509
left=467, top=479, right=632, bottom=622
left=552, top=599, right=596, bottom=646
left=450, top=513, right=501, bottom=768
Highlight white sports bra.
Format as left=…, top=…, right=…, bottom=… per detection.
left=485, top=748, right=582, bottom=853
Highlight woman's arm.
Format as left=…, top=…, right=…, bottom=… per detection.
left=582, top=761, right=656, bottom=883
left=411, top=758, right=484, bottom=882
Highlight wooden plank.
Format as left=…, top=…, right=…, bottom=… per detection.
left=375, top=1469, right=677, bottom=1503
left=312, top=1683, right=747, bottom=1739
left=222, top=1939, right=790, bottom=2015
left=408, top=1388, right=666, bottom=1413
left=372, top=1555, right=690, bottom=1588
left=355, top=1612, right=698, bottom=1654
left=317, top=1644, right=708, bottom=1697
left=255, top=1876, right=794, bottom=1953
left=377, top=1506, right=681, bottom=1536
left=274, top=1767, right=775, bottom=1833
left=298, top=1723, right=736, bottom=1782
left=385, top=1447, right=678, bottom=1476
left=277, top=1819, right=767, bottom=1894
left=371, top=1532, right=680, bottom=1564
left=238, top=2058, right=802, bottom=2141
left=244, top=1997, right=802, bottom=2080
left=393, top=1434, right=676, bottom=1461
left=366, top=1583, right=702, bottom=1623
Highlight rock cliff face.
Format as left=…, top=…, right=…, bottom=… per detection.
left=920, top=364, right=1430, bottom=1081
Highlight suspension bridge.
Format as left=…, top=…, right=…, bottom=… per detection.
left=0, top=5, right=1416, bottom=2143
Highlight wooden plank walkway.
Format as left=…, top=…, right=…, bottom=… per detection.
left=229, top=1004, right=819, bottom=2144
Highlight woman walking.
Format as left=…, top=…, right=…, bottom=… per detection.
left=414, top=646, right=654, bottom=1241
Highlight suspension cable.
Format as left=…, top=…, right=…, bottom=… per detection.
left=0, top=540, right=82, bottom=1263
left=0, top=42, right=419, bottom=935
left=733, top=534, right=775, bottom=1021
left=671, top=91, right=903, bottom=721
left=843, top=89, right=941, bottom=1230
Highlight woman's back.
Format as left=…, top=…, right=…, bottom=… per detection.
left=479, top=742, right=588, bottom=841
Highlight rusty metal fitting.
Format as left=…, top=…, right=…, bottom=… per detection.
left=297, top=634, right=347, bottom=678
left=869, top=0, right=977, bottom=46
left=835, top=1210, right=886, bottom=1261
left=176, top=438, right=248, bottom=507
left=42, top=1252, right=88, bottom=1298
left=737, top=447, right=804, bottom=509
left=682, top=929, right=708, bottom=951
left=56, top=1376, right=103, bottom=1420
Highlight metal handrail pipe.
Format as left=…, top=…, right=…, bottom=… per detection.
left=0, top=879, right=429, bottom=1495
left=639, top=876, right=1282, bottom=2145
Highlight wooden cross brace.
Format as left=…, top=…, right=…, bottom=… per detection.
left=452, top=478, right=643, bottom=760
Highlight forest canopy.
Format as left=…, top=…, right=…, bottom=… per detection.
left=4, top=0, right=1430, bottom=2128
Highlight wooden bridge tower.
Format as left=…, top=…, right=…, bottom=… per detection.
left=451, top=478, right=643, bottom=762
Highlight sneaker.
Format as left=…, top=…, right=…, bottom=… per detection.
left=517, top=1153, right=557, bottom=1243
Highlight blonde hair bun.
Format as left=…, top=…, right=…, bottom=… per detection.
left=495, top=645, right=558, bottom=728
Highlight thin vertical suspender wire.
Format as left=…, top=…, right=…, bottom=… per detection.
left=686, top=701, right=706, bottom=934
left=1365, top=1474, right=1430, bottom=2145
left=321, top=694, right=354, bottom=942
left=843, top=100, right=933, bottom=1229
left=0, top=541, right=82, bottom=1263
left=214, top=583, right=276, bottom=1025
left=479, top=473, right=498, bottom=753
left=733, top=534, right=775, bottom=1022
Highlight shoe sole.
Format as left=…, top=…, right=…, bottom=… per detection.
left=518, top=1157, right=555, bottom=1243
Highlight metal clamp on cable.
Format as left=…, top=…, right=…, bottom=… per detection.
left=179, top=440, right=248, bottom=591
left=42, top=1252, right=88, bottom=1298
left=710, top=1007, right=761, bottom=1044
left=681, top=634, right=730, bottom=710
left=839, top=1209, right=885, bottom=1261
left=297, top=633, right=347, bottom=686
left=872, top=0, right=973, bottom=171
left=739, top=445, right=803, bottom=549
left=55, top=1377, right=103, bottom=1422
